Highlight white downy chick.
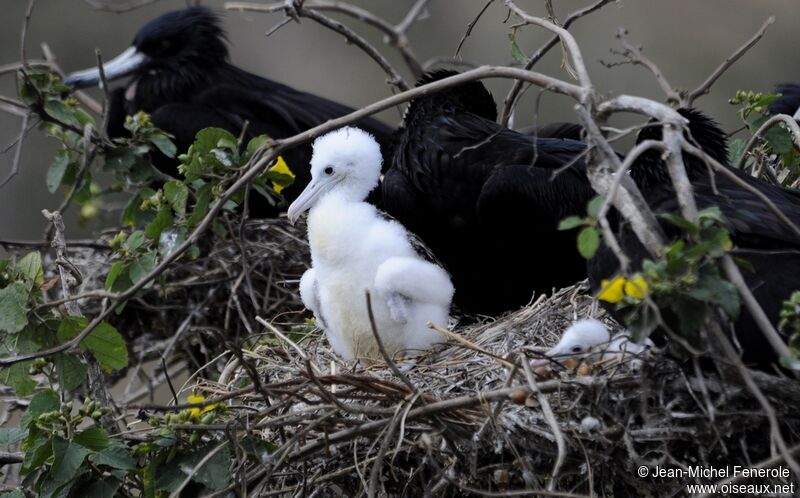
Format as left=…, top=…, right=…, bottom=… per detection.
left=288, top=127, right=454, bottom=361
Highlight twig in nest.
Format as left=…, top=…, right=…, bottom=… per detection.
left=521, top=360, right=566, bottom=491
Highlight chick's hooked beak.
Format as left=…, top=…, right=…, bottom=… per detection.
left=63, top=46, right=147, bottom=89
left=287, top=175, right=338, bottom=224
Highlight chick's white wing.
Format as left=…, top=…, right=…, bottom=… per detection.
left=300, top=268, right=327, bottom=329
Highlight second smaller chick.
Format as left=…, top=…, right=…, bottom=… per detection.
left=531, top=319, right=653, bottom=369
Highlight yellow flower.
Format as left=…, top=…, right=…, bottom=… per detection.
left=268, top=156, right=295, bottom=193
left=623, top=275, right=649, bottom=299
left=598, top=274, right=649, bottom=303
left=597, top=276, right=626, bottom=303
left=186, top=394, right=218, bottom=417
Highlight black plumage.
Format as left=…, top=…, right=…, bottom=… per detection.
left=64, top=7, right=393, bottom=206
left=768, top=83, right=800, bottom=118
left=588, top=108, right=800, bottom=370
left=384, top=70, right=595, bottom=314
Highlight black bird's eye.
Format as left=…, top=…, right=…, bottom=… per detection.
left=324, top=166, right=334, bottom=175
left=571, top=346, right=583, bottom=353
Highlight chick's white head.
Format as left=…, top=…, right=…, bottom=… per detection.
left=287, top=127, right=382, bottom=223
left=531, top=319, right=610, bottom=367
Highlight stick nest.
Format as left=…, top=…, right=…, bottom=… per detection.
left=28, top=218, right=800, bottom=496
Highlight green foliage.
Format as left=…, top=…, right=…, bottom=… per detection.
left=7, top=68, right=295, bottom=496
left=779, top=291, right=800, bottom=370
left=608, top=208, right=741, bottom=346
left=728, top=89, right=800, bottom=187
left=559, top=195, right=604, bottom=259
left=0, top=253, right=129, bottom=397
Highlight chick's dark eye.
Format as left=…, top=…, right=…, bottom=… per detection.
left=324, top=166, right=334, bottom=175
left=571, top=346, right=583, bottom=353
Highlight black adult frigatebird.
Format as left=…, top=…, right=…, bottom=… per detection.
left=384, top=70, right=595, bottom=315
left=63, top=6, right=393, bottom=205
left=768, top=83, right=800, bottom=119
left=588, top=108, right=800, bottom=370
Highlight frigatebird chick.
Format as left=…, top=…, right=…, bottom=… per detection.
left=288, top=127, right=454, bottom=361
left=531, top=319, right=652, bottom=369
left=588, top=108, right=800, bottom=371
left=768, top=83, right=800, bottom=120
left=384, top=70, right=595, bottom=315
left=63, top=7, right=393, bottom=206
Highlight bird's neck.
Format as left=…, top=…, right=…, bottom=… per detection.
left=130, top=60, right=227, bottom=111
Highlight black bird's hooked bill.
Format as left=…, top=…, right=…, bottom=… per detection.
left=62, top=6, right=393, bottom=209
left=383, top=69, right=595, bottom=315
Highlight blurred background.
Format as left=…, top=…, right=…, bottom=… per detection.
left=0, top=0, right=796, bottom=240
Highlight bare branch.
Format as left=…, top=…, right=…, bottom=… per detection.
left=83, top=0, right=163, bottom=12
left=95, top=49, right=111, bottom=139
left=0, top=112, right=30, bottom=189
left=500, top=0, right=613, bottom=126
left=612, top=28, right=681, bottom=105
left=20, top=0, right=36, bottom=70
left=227, top=1, right=411, bottom=90
left=505, top=0, right=593, bottom=96
left=454, top=0, right=495, bottom=58
left=686, top=16, right=774, bottom=106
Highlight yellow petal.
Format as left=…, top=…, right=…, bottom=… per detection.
left=269, top=156, right=295, bottom=193
left=597, top=276, right=626, bottom=303
left=623, top=275, right=649, bottom=300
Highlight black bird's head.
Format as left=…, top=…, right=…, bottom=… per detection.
left=404, top=69, right=498, bottom=122
left=767, top=83, right=800, bottom=119
left=64, top=7, right=228, bottom=89
left=633, top=108, right=729, bottom=185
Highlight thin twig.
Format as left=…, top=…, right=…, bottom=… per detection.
left=0, top=112, right=30, bottom=189
left=686, top=16, right=774, bottom=106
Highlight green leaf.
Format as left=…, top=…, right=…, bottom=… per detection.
left=57, top=319, right=129, bottom=372
left=145, top=205, right=173, bottom=240
left=129, top=252, right=157, bottom=285
left=659, top=213, right=698, bottom=234
left=0, top=491, right=26, bottom=498
left=90, top=444, right=136, bottom=470
left=0, top=282, right=29, bottom=334
left=246, top=135, right=270, bottom=158
left=577, top=226, right=600, bottom=259
left=764, top=124, right=794, bottom=155
left=21, top=389, right=59, bottom=429
left=558, top=216, right=583, bottom=231
left=74, top=427, right=110, bottom=451
left=44, top=99, right=80, bottom=127
left=21, top=435, right=53, bottom=476
left=75, top=477, right=122, bottom=498
left=508, top=28, right=530, bottom=65
left=0, top=428, right=27, bottom=446
left=104, top=261, right=124, bottom=290
left=586, top=195, right=604, bottom=218
left=125, top=230, right=146, bottom=252
left=0, top=362, right=37, bottom=395
left=727, top=138, right=748, bottom=167
left=187, top=183, right=212, bottom=227
left=47, top=151, right=71, bottom=193
left=40, top=438, right=91, bottom=498
left=164, top=181, right=189, bottom=216
left=15, top=251, right=44, bottom=286
left=150, top=133, right=177, bottom=158
left=56, top=353, right=87, bottom=391
left=193, top=128, right=237, bottom=156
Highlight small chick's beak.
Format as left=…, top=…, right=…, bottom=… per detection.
left=287, top=177, right=336, bottom=224
left=530, top=346, right=560, bottom=368
left=63, top=47, right=146, bottom=89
